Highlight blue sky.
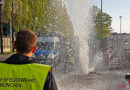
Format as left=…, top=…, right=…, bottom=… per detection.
left=92, top=0, right=130, bottom=33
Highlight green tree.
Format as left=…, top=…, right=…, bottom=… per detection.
left=2, top=0, right=51, bottom=32
left=49, top=0, right=74, bottom=39
left=92, top=6, right=112, bottom=39
left=96, top=12, right=112, bottom=38
left=2, top=0, right=74, bottom=39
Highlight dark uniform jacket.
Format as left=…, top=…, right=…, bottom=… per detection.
left=2, top=54, right=58, bottom=90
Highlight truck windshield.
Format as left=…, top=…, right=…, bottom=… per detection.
left=37, top=42, right=54, bottom=50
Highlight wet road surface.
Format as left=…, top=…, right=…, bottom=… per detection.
left=54, top=70, right=130, bottom=90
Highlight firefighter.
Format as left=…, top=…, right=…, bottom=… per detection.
left=65, top=48, right=75, bottom=71
left=0, top=30, right=58, bottom=90
left=69, top=56, right=74, bottom=65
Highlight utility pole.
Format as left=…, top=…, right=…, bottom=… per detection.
left=0, top=0, right=3, bottom=53
left=101, top=0, right=103, bottom=52
left=119, top=16, right=122, bottom=34
left=10, top=1, right=14, bottom=52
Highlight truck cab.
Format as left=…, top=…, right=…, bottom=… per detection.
left=35, top=36, right=60, bottom=65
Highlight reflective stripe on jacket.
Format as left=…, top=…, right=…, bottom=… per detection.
left=69, top=57, right=74, bottom=64
left=0, top=63, right=51, bottom=90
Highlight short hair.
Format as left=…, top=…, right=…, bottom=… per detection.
left=15, top=29, right=37, bottom=54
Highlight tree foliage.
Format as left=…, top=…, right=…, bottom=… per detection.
left=2, top=0, right=50, bottom=32
left=2, top=0, right=74, bottom=39
left=49, top=0, right=74, bottom=39
left=92, top=6, right=112, bottom=39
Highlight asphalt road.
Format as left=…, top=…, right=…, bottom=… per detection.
left=54, top=70, right=130, bottom=90
left=53, top=59, right=130, bottom=90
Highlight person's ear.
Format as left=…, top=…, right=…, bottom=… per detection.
left=13, top=41, right=16, bottom=49
left=32, top=46, right=37, bottom=53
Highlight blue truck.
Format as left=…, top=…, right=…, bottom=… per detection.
left=34, top=36, right=60, bottom=65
